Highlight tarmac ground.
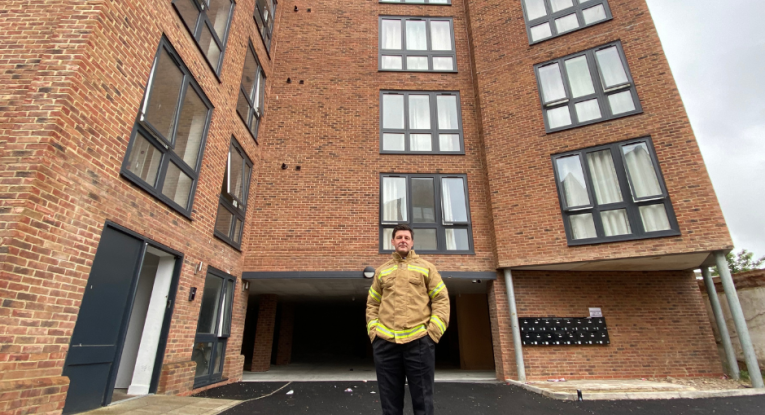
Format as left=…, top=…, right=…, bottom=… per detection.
left=193, top=381, right=765, bottom=415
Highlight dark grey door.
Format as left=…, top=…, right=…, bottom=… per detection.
left=62, top=226, right=144, bottom=414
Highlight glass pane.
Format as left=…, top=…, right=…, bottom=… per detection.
left=524, top=0, right=547, bottom=20
left=640, top=204, right=671, bottom=232
left=430, top=21, right=452, bottom=51
left=174, top=0, right=200, bottom=32
left=381, top=55, right=403, bottom=70
left=595, top=46, right=629, bottom=88
left=586, top=150, right=623, bottom=205
left=232, top=218, right=242, bottom=243
left=382, top=95, right=405, bottom=129
left=439, top=134, right=460, bottom=152
left=437, top=95, right=459, bottom=129
left=208, top=0, right=232, bottom=40
left=530, top=23, right=552, bottom=42
left=215, top=204, right=233, bottom=237
left=382, top=177, right=407, bottom=221
left=199, top=24, right=221, bottom=68
left=162, top=163, right=193, bottom=208
left=601, top=209, right=631, bottom=236
left=243, top=163, right=252, bottom=202
left=441, top=178, right=468, bottom=223
left=550, top=0, right=574, bottom=13
left=555, top=155, right=590, bottom=208
left=222, top=280, right=234, bottom=335
left=229, top=148, right=244, bottom=200
left=196, top=274, right=224, bottom=334
left=445, top=228, right=469, bottom=250
left=145, top=49, right=184, bottom=139
left=608, top=90, right=636, bottom=115
left=126, top=133, right=162, bottom=186
left=621, top=142, right=663, bottom=199
left=240, top=49, right=259, bottom=99
left=213, top=341, right=224, bottom=375
left=381, top=20, right=402, bottom=50
left=383, top=228, right=394, bottom=250
left=555, top=14, right=579, bottom=34
left=565, top=56, right=595, bottom=98
left=410, top=134, right=432, bottom=151
left=414, top=229, right=437, bottom=251
left=570, top=213, right=597, bottom=240
left=406, top=20, right=427, bottom=51
left=575, top=99, right=601, bottom=122
left=255, top=72, right=266, bottom=114
left=583, top=4, right=607, bottom=25
left=538, top=63, right=567, bottom=103
left=383, top=133, right=405, bottom=151
left=432, top=57, right=454, bottom=71
left=407, top=56, right=428, bottom=70
left=412, top=178, right=436, bottom=223
left=430, top=0, right=448, bottom=3
left=249, top=116, right=259, bottom=138
left=173, top=87, right=207, bottom=168
left=547, top=106, right=572, bottom=129
left=192, top=342, right=213, bottom=377
left=236, top=90, right=251, bottom=123
left=408, top=95, right=431, bottom=129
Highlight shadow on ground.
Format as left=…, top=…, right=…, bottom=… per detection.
left=194, top=382, right=764, bottom=415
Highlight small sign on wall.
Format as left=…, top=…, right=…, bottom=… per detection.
left=589, top=307, right=603, bottom=318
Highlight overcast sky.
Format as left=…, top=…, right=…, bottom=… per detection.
left=645, top=0, right=765, bottom=260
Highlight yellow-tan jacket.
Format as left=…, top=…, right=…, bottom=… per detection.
left=365, top=250, right=449, bottom=344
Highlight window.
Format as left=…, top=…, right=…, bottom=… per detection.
left=172, top=0, right=234, bottom=74
left=380, top=174, right=473, bottom=254
left=121, top=38, right=213, bottom=217
left=236, top=43, right=267, bottom=141
left=535, top=41, right=641, bottom=133
left=253, top=0, right=277, bottom=52
left=380, top=91, right=463, bottom=154
left=380, top=0, right=451, bottom=4
left=552, top=137, right=680, bottom=245
left=192, top=267, right=236, bottom=388
left=522, top=0, right=612, bottom=44
left=214, top=138, right=252, bottom=249
left=379, top=16, right=457, bottom=72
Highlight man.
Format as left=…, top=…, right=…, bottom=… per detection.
left=366, top=224, right=450, bottom=415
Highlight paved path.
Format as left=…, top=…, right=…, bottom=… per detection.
left=84, top=395, right=240, bottom=415
left=194, top=381, right=765, bottom=415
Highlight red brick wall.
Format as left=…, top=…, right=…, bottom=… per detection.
left=250, top=294, right=277, bottom=372
left=464, top=0, right=733, bottom=269
left=275, top=303, right=294, bottom=366
left=493, top=270, right=723, bottom=380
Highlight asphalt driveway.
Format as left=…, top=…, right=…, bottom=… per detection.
left=194, top=381, right=765, bottom=414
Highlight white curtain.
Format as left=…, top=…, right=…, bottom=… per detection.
left=432, top=56, right=453, bottom=71
left=381, top=20, right=402, bottom=50
left=410, top=134, right=432, bottom=151
left=530, top=23, right=552, bottom=42
left=595, top=46, right=628, bottom=88
left=555, top=13, right=579, bottom=34
left=383, top=177, right=407, bottom=221
left=622, top=143, right=662, bottom=199
left=575, top=99, right=601, bottom=122
left=383, top=95, right=404, bottom=129
left=442, top=178, right=467, bottom=223
left=608, top=90, right=635, bottom=115
left=556, top=155, right=590, bottom=207
left=570, top=213, right=597, bottom=239
left=601, top=210, right=631, bottom=236
left=565, top=56, right=595, bottom=98
left=551, top=0, right=574, bottom=13
left=439, top=134, right=459, bottom=152
left=524, top=0, right=547, bottom=20
left=538, top=63, right=566, bottom=103
left=547, top=106, right=572, bottom=129
left=583, top=4, right=607, bottom=25
left=406, top=21, right=427, bottom=51
left=586, top=150, right=622, bottom=205
left=408, top=95, right=431, bottom=129
left=230, top=149, right=244, bottom=199
left=430, top=21, right=452, bottom=51
left=640, top=204, right=671, bottom=232
left=437, top=96, right=458, bottom=129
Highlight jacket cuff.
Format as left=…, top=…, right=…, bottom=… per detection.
left=428, top=319, right=445, bottom=343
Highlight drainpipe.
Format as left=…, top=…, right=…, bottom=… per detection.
left=503, top=269, right=526, bottom=382
left=701, top=267, right=740, bottom=380
left=714, top=252, right=764, bottom=388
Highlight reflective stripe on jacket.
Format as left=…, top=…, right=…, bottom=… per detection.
left=365, top=250, right=450, bottom=344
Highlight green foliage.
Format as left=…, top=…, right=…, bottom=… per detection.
left=712, top=249, right=765, bottom=276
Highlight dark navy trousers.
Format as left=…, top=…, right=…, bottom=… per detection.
left=373, top=335, right=436, bottom=415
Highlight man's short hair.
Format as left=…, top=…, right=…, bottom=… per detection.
left=391, top=224, right=414, bottom=240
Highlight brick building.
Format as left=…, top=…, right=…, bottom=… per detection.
left=0, top=0, right=737, bottom=413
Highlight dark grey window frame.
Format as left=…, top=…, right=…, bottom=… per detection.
left=380, top=91, right=464, bottom=155
left=253, top=0, right=278, bottom=54
left=534, top=41, right=642, bottom=133
left=214, top=137, right=253, bottom=249
left=551, top=137, right=680, bottom=246
left=378, top=16, right=458, bottom=73
left=522, top=0, right=612, bottom=45
left=236, top=42, right=266, bottom=142
left=379, top=0, right=451, bottom=4
left=120, top=37, right=213, bottom=219
left=379, top=173, right=474, bottom=255
left=171, top=0, right=235, bottom=76
left=192, top=266, right=236, bottom=388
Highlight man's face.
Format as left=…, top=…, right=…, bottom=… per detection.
left=392, top=230, right=414, bottom=257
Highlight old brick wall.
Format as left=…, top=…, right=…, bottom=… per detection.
left=463, top=0, right=733, bottom=269
left=494, top=270, right=723, bottom=380
left=1, top=0, right=278, bottom=411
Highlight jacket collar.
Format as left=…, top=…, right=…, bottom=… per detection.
left=392, top=250, right=418, bottom=262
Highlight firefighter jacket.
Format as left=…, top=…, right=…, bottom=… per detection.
left=366, top=250, right=450, bottom=344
